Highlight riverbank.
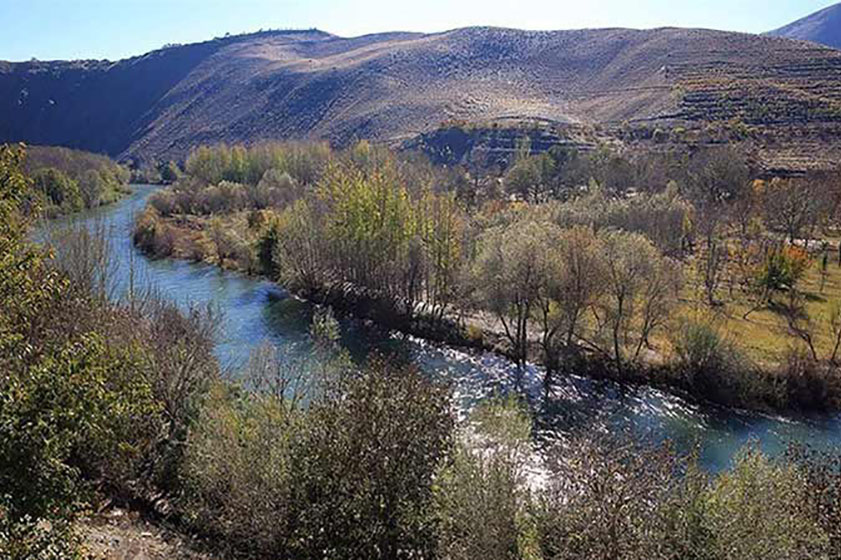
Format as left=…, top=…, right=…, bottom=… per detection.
left=36, top=180, right=841, bottom=477
left=130, top=208, right=841, bottom=415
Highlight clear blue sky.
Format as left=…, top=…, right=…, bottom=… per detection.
left=0, top=0, right=838, bottom=62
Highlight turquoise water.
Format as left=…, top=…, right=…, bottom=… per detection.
left=40, top=185, right=841, bottom=472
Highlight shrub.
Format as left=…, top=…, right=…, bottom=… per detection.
left=30, top=167, right=83, bottom=212
left=256, top=218, right=280, bottom=277
left=180, top=382, right=299, bottom=553
left=536, top=435, right=705, bottom=560
left=148, top=190, right=177, bottom=216
left=704, top=446, right=827, bottom=560
left=757, top=245, right=811, bottom=296
left=434, top=396, right=533, bottom=560
left=181, top=354, right=453, bottom=559
left=133, top=209, right=175, bottom=258
left=780, top=349, right=841, bottom=411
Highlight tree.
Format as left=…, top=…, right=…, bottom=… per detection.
left=589, top=146, right=635, bottom=196
left=504, top=153, right=556, bottom=203
left=829, top=301, right=841, bottom=364
left=761, top=177, right=823, bottom=245
left=79, top=168, right=105, bottom=208
left=255, top=168, right=299, bottom=208
left=473, top=220, right=556, bottom=367
left=782, top=290, right=819, bottom=362
left=536, top=226, right=605, bottom=374
left=685, top=147, right=750, bottom=306
left=159, top=160, right=179, bottom=184
left=0, top=145, right=144, bottom=554
left=210, top=217, right=233, bottom=268
left=30, top=167, right=82, bottom=211
left=593, top=230, right=680, bottom=374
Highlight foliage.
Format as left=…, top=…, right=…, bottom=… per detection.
left=0, top=144, right=218, bottom=555
left=757, top=245, right=812, bottom=295
left=31, top=167, right=83, bottom=212
left=536, top=436, right=705, bottom=560
left=25, top=145, right=130, bottom=215
left=594, top=229, right=682, bottom=372
left=185, top=142, right=332, bottom=186
left=546, top=185, right=692, bottom=256
left=273, top=156, right=467, bottom=320
left=181, top=356, right=453, bottom=559
left=760, top=177, right=825, bottom=244
left=704, top=446, right=826, bottom=559
left=434, top=396, right=533, bottom=560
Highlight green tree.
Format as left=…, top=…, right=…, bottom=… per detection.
left=79, top=168, right=105, bottom=208
left=0, top=145, right=151, bottom=556
left=159, top=160, right=179, bottom=184
left=31, top=167, right=82, bottom=211
left=473, top=219, right=559, bottom=366
left=594, top=230, right=681, bottom=374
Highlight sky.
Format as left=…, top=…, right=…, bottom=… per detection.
left=0, top=0, right=838, bottom=62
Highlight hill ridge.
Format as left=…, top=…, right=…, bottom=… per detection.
left=3, top=25, right=841, bottom=171
left=767, top=2, right=841, bottom=48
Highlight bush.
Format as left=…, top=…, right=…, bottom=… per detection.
left=536, top=435, right=705, bottom=560
left=25, top=145, right=129, bottom=212
left=780, top=350, right=841, bottom=411
left=31, top=167, right=83, bottom=213
left=148, top=190, right=177, bottom=216
left=757, top=245, right=811, bottom=296
left=133, top=209, right=175, bottom=258
left=180, top=382, right=299, bottom=553
left=181, top=355, right=453, bottom=559
left=704, top=446, right=827, bottom=560
left=434, top=396, right=533, bottom=560
left=669, top=317, right=779, bottom=408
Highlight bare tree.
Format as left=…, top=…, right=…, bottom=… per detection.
left=761, top=177, right=822, bottom=246
left=782, top=289, right=819, bottom=362
left=829, top=302, right=841, bottom=365
left=685, top=147, right=749, bottom=306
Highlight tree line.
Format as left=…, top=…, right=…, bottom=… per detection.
left=24, top=145, right=131, bottom=216
left=134, top=139, right=841, bottom=411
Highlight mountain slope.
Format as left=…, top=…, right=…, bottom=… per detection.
left=3, top=27, right=841, bottom=165
left=768, top=3, right=841, bottom=49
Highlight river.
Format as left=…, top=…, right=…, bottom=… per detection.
left=40, top=184, right=841, bottom=472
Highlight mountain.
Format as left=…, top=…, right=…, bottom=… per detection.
left=768, top=3, right=841, bottom=49
left=4, top=27, right=841, bottom=170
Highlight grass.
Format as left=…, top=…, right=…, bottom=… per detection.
left=674, top=238, right=841, bottom=367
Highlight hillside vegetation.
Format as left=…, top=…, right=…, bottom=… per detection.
left=4, top=27, right=841, bottom=172
left=23, top=144, right=130, bottom=216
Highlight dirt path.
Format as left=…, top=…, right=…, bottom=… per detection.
left=78, top=509, right=216, bottom=560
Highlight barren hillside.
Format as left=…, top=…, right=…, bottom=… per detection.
left=3, top=26, right=841, bottom=166
left=768, top=3, right=841, bottom=49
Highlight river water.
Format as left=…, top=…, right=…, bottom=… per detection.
left=40, top=184, right=841, bottom=471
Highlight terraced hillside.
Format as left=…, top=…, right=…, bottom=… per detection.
left=3, top=26, right=841, bottom=170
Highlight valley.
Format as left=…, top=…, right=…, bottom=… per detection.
left=10, top=3, right=841, bottom=558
